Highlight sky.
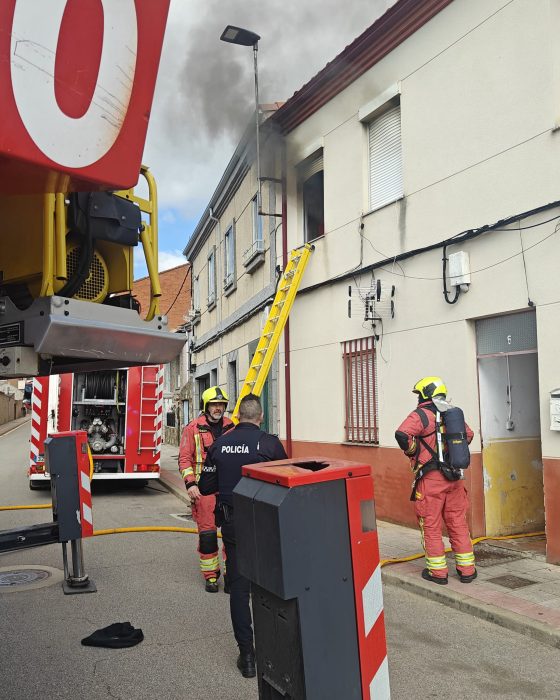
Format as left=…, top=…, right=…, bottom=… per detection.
left=136, top=0, right=396, bottom=279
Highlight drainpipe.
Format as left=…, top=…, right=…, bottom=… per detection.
left=208, top=208, right=224, bottom=370
left=281, top=145, right=292, bottom=457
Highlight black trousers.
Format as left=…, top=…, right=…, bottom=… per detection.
left=221, top=520, right=253, bottom=652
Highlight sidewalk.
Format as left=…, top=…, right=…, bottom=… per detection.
left=0, top=415, right=30, bottom=437
left=158, top=443, right=560, bottom=650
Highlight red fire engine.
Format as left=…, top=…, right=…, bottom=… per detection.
left=28, top=366, right=163, bottom=489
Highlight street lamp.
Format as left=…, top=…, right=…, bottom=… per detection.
left=220, top=25, right=262, bottom=213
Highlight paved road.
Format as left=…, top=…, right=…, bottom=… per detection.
left=0, top=424, right=559, bottom=699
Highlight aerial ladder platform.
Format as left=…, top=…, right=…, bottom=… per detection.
left=232, top=243, right=313, bottom=421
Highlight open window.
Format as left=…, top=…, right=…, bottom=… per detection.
left=300, top=150, right=324, bottom=243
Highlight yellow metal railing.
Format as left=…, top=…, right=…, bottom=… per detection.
left=39, top=165, right=161, bottom=320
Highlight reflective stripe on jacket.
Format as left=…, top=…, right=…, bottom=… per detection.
left=178, top=414, right=233, bottom=484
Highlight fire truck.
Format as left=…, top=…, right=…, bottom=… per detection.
left=0, top=0, right=183, bottom=379
left=28, top=365, right=163, bottom=489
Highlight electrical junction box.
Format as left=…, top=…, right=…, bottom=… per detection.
left=448, top=251, right=471, bottom=287
left=0, top=346, right=39, bottom=377
left=550, top=389, right=560, bottom=431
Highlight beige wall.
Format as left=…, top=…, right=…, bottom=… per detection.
left=279, top=0, right=560, bottom=461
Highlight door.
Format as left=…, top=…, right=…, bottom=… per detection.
left=476, top=313, right=544, bottom=536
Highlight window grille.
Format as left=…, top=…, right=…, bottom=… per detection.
left=343, top=337, right=378, bottom=444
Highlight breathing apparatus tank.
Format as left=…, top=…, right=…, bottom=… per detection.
left=433, top=397, right=470, bottom=469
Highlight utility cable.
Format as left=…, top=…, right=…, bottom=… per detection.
left=442, top=244, right=460, bottom=304
left=164, top=265, right=191, bottom=316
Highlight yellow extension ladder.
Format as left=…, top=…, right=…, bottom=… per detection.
left=231, top=243, right=313, bottom=422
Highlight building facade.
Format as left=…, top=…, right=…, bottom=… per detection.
left=186, top=0, right=560, bottom=562
left=184, top=107, right=283, bottom=432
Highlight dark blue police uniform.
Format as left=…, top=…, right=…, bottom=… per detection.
left=198, top=422, right=287, bottom=653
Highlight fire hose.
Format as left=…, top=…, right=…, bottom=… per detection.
left=0, top=503, right=545, bottom=555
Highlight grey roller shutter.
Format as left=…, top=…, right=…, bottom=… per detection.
left=300, top=152, right=323, bottom=182
left=368, top=105, right=403, bottom=211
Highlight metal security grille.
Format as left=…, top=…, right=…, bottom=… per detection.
left=476, top=311, right=537, bottom=355
left=343, top=337, right=378, bottom=444
left=368, top=104, right=402, bottom=211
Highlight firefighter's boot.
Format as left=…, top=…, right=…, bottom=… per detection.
left=237, top=649, right=256, bottom=678
left=205, top=577, right=219, bottom=593
left=421, top=568, right=448, bottom=585
left=456, top=567, right=478, bottom=583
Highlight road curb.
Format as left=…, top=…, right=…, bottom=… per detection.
left=382, top=566, right=560, bottom=650
left=158, top=471, right=191, bottom=508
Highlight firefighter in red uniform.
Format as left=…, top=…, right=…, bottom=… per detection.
left=179, top=386, right=233, bottom=592
left=395, top=377, right=477, bottom=585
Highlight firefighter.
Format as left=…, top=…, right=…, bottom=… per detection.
left=179, top=386, right=233, bottom=593
left=198, top=393, right=287, bottom=678
left=395, top=376, right=477, bottom=585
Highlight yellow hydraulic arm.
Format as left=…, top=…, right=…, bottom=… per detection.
left=232, top=243, right=313, bottom=422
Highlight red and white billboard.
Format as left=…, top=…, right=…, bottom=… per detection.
left=0, top=0, right=170, bottom=192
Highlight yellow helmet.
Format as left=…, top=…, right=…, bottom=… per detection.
left=201, top=386, right=229, bottom=413
left=413, top=376, right=447, bottom=401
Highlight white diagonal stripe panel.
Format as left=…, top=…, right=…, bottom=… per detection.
left=31, top=427, right=41, bottom=443
left=369, top=656, right=390, bottom=699
left=82, top=503, right=93, bottom=525
left=81, top=471, right=91, bottom=494
left=362, top=564, right=383, bottom=636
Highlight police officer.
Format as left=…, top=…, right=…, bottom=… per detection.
left=198, top=393, right=287, bottom=679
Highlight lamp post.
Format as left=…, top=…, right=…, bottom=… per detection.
left=220, top=25, right=262, bottom=213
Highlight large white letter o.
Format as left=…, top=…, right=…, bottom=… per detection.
left=10, top=0, right=138, bottom=168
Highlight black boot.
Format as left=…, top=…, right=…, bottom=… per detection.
left=223, top=574, right=230, bottom=594
left=456, top=567, right=477, bottom=583
left=421, top=568, right=448, bottom=585
left=236, top=649, right=256, bottom=678
left=205, top=577, right=219, bottom=593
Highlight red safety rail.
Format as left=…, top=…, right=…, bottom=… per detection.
left=125, top=365, right=160, bottom=474
left=346, top=474, right=390, bottom=698
left=153, top=365, right=164, bottom=468
left=57, top=374, right=73, bottom=432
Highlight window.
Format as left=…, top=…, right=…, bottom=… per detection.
left=196, top=375, right=210, bottom=412
left=252, top=195, right=263, bottom=246
left=193, top=275, right=200, bottom=312
left=243, top=196, right=265, bottom=268
left=207, top=248, right=216, bottom=307
left=368, top=103, right=402, bottom=211
left=300, top=151, right=324, bottom=242
left=224, top=224, right=235, bottom=289
left=343, top=337, right=378, bottom=444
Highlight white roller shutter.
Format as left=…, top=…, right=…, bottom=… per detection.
left=368, top=105, right=403, bottom=211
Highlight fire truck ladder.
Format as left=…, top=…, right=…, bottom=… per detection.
left=232, top=243, right=313, bottom=422
left=138, top=366, right=157, bottom=454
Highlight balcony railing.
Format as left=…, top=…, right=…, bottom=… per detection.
left=242, top=239, right=265, bottom=267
